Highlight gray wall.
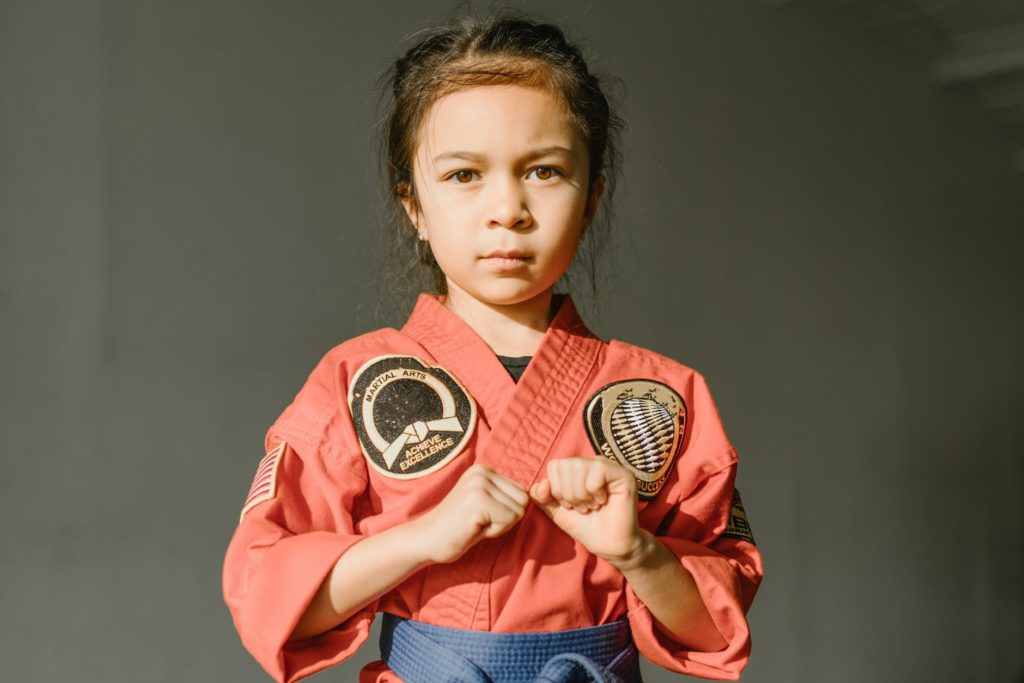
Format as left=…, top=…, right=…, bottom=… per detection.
left=2, top=1, right=1021, bottom=681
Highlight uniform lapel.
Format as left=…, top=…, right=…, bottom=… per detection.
left=400, top=293, right=517, bottom=429
left=476, top=296, right=602, bottom=485
left=400, top=292, right=603, bottom=485
left=401, top=293, right=605, bottom=628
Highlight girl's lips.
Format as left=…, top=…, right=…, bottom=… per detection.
left=481, top=255, right=532, bottom=271
left=482, top=251, right=532, bottom=259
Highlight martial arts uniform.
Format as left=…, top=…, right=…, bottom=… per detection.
left=222, top=292, right=763, bottom=682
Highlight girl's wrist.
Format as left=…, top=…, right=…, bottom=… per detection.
left=389, top=515, right=438, bottom=568
left=604, top=529, right=657, bottom=573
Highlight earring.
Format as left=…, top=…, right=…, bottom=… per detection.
left=418, top=229, right=427, bottom=241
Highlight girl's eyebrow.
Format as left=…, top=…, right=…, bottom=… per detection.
left=432, top=146, right=575, bottom=164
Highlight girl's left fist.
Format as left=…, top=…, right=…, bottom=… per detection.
left=529, top=456, right=642, bottom=565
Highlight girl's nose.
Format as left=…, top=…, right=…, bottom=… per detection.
left=486, top=176, right=532, bottom=230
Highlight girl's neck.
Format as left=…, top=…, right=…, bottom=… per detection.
left=442, top=287, right=556, bottom=357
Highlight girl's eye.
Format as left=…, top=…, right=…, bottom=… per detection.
left=447, top=170, right=478, bottom=184
left=529, top=166, right=562, bottom=181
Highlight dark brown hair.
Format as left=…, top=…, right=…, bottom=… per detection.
left=372, top=6, right=624, bottom=323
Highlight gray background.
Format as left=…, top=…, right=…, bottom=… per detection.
left=2, top=1, right=1022, bottom=681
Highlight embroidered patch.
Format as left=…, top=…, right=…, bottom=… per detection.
left=239, top=440, right=286, bottom=523
left=583, top=379, right=686, bottom=500
left=348, top=355, right=477, bottom=479
left=722, top=488, right=756, bottom=544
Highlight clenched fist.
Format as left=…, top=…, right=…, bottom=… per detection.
left=410, top=463, right=529, bottom=565
left=529, top=456, right=643, bottom=567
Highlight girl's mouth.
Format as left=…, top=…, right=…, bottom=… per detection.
left=481, top=255, right=532, bottom=270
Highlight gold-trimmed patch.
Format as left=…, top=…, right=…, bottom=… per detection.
left=722, top=488, right=755, bottom=544
left=583, top=379, right=686, bottom=500
left=348, top=355, right=477, bottom=479
left=239, top=440, right=286, bottom=523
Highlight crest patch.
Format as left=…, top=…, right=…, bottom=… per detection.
left=239, top=440, right=286, bottom=523
left=583, top=379, right=686, bottom=500
left=348, top=355, right=477, bottom=479
left=722, top=488, right=755, bottom=544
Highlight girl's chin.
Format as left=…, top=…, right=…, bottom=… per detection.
left=448, top=284, right=555, bottom=309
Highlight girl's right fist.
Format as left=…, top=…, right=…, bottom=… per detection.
left=410, top=464, right=529, bottom=564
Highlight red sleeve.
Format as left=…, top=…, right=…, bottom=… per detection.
left=625, top=373, right=764, bottom=680
left=222, top=353, right=376, bottom=683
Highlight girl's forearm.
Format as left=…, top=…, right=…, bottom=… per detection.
left=290, top=521, right=728, bottom=651
left=289, top=519, right=432, bottom=641
left=613, top=530, right=728, bottom=652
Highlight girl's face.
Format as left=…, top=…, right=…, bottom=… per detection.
left=402, top=84, right=604, bottom=310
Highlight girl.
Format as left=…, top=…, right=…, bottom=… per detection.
left=223, top=10, right=762, bottom=683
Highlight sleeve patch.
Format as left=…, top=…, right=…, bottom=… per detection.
left=722, top=488, right=755, bottom=544
left=239, top=441, right=286, bottom=523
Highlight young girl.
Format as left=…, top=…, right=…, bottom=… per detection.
left=223, top=10, right=762, bottom=683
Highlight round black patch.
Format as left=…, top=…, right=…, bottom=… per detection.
left=348, top=355, right=476, bottom=478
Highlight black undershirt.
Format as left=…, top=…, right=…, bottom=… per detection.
left=496, top=354, right=532, bottom=383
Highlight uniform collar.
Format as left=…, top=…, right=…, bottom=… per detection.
left=400, top=292, right=602, bottom=426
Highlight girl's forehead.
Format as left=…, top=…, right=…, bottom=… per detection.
left=416, top=84, right=580, bottom=156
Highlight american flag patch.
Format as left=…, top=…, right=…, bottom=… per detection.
left=239, top=441, right=286, bottom=523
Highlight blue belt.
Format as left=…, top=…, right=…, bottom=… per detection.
left=379, top=612, right=641, bottom=683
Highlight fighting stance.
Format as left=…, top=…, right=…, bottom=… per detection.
left=223, top=11, right=762, bottom=683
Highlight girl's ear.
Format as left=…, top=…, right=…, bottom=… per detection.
left=397, top=182, right=419, bottom=229
left=581, top=175, right=606, bottom=235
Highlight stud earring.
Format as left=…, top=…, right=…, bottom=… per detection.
left=418, top=229, right=427, bottom=241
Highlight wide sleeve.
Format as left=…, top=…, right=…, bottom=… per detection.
left=625, top=373, right=764, bottom=680
left=222, top=353, right=377, bottom=683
